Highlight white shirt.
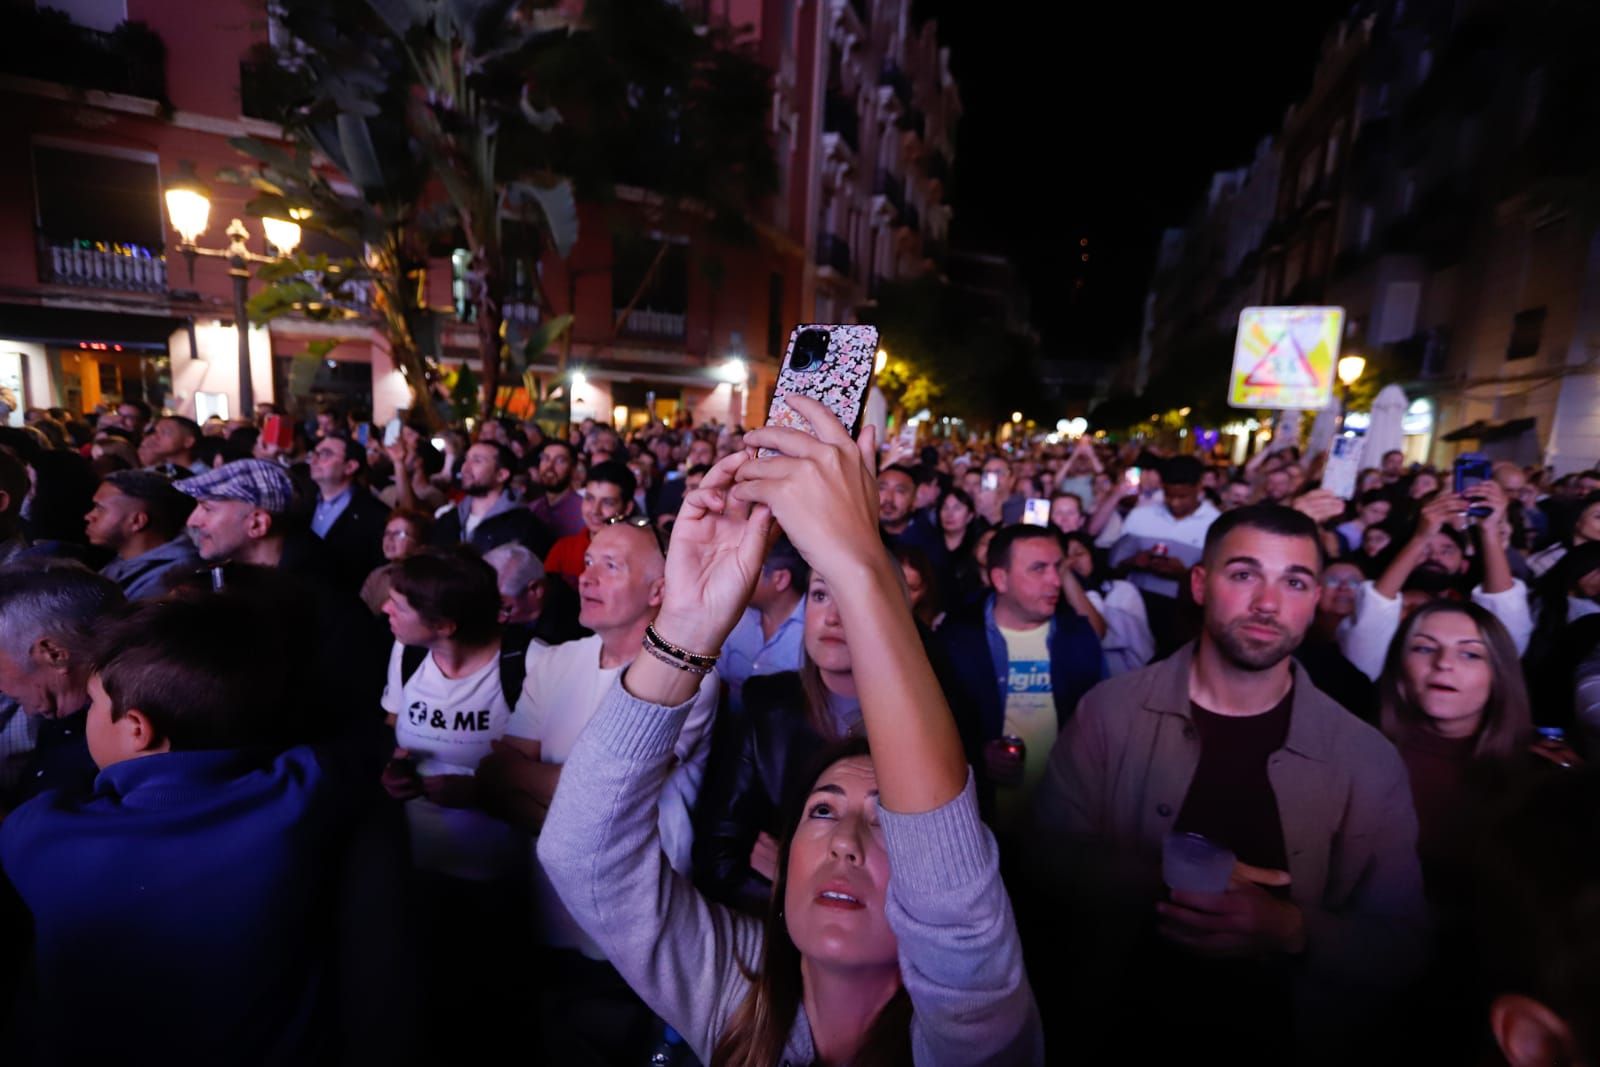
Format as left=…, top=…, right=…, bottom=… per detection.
left=381, top=642, right=523, bottom=880
left=506, top=634, right=719, bottom=958
left=1087, top=580, right=1155, bottom=676
left=1339, top=577, right=1535, bottom=681
left=1109, top=500, right=1221, bottom=598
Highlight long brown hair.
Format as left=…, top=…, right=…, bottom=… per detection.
left=711, top=738, right=913, bottom=1067
left=1378, top=600, right=1532, bottom=760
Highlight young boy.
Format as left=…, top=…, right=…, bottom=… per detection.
left=0, top=596, right=356, bottom=1064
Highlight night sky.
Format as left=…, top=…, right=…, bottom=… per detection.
left=925, top=0, right=1353, bottom=362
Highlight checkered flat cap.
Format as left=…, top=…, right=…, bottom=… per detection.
left=175, top=459, right=294, bottom=514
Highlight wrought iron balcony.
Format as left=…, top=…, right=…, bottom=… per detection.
left=40, top=240, right=167, bottom=294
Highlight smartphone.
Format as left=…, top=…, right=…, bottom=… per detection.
left=981, top=470, right=1001, bottom=493
left=1022, top=498, right=1050, bottom=526
left=763, top=325, right=879, bottom=455
left=1123, top=466, right=1142, bottom=490
left=1322, top=435, right=1364, bottom=501
left=383, top=417, right=403, bottom=448
left=1454, top=452, right=1494, bottom=517
left=263, top=414, right=294, bottom=451
left=355, top=423, right=371, bottom=447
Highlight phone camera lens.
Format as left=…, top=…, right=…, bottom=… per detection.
left=791, top=329, right=830, bottom=372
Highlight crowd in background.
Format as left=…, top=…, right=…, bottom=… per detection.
left=0, top=395, right=1593, bottom=1066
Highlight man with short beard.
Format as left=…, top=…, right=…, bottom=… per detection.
left=429, top=441, right=551, bottom=557
left=1029, top=504, right=1427, bottom=1064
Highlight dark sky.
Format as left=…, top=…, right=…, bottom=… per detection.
left=926, top=0, right=1353, bottom=361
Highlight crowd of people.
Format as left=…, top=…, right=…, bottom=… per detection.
left=0, top=394, right=1594, bottom=1066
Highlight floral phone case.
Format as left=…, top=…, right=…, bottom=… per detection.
left=762, top=324, right=878, bottom=454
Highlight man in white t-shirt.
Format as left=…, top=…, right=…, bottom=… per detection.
left=479, top=516, right=717, bottom=1061
left=1110, top=456, right=1220, bottom=600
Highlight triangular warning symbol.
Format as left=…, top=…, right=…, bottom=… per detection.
left=1243, top=329, right=1319, bottom=389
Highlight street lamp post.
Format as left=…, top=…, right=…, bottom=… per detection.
left=1336, top=354, right=1367, bottom=433
left=164, top=167, right=302, bottom=416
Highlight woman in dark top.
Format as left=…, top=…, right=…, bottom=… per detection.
left=693, top=572, right=864, bottom=914
left=933, top=487, right=986, bottom=614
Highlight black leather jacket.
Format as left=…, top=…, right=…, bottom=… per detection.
left=691, top=671, right=836, bottom=915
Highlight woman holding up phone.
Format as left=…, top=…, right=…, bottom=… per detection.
left=538, top=396, right=1041, bottom=1066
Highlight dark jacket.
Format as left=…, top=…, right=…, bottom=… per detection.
left=691, top=672, right=836, bottom=914
left=318, top=486, right=390, bottom=594
left=936, top=596, right=1107, bottom=754
left=431, top=496, right=553, bottom=559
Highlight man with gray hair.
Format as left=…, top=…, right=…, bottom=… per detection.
left=0, top=564, right=124, bottom=809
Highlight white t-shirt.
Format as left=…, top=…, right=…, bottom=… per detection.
left=506, top=633, right=719, bottom=959
left=382, top=641, right=523, bottom=880
left=995, top=622, right=1056, bottom=831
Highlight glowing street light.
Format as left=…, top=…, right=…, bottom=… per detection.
left=1337, top=354, right=1367, bottom=386
left=875, top=349, right=888, bottom=375
left=1011, top=411, right=1023, bottom=424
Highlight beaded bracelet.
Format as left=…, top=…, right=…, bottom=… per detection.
left=642, top=640, right=714, bottom=675
left=643, top=623, right=719, bottom=671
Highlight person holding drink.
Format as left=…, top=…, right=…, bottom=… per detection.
left=538, top=396, right=1042, bottom=1066
left=1030, top=504, right=1428, bottom=1065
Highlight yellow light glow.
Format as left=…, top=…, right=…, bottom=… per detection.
left=165, top=187, right=211, bottom=245
left=261, top=217, right=303, bottom=254
left=1337, top=354, right=1367, bottom=386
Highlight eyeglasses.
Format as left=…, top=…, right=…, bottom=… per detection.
left=604, top=512, right=666, bottom=552
left=1322, top=576, right=1363, bottom=589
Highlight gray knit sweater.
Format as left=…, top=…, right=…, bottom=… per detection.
left=537, top=681, right=1044, bottom=1065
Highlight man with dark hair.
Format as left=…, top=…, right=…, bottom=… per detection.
left=86, top=469, right=200, bottom=599
left=0, top=595, right=379, bottom=1063
left=308, top=435, right=390, bottom=593
left=938, top=524, right=1106, bottom=826
left=878, top=463, right=941, bottom=557
left=1032, top=504, right=1427, bottom=1062
left=1380, top=449, right=1406, bottom=483
left=430, top=441, right=551, bottom=557
left=0, top=447, right=33, bottom=565
left=717, top=534, right=810, bottom=704
left=543, top=460, right=635, bottom=586
left=114, top=399, right=151, bottom=438
left=145, top=415, right=205, bottom=474
left=530, top=438, right=584, bottom=540
left=1110, top=454, right=1219, bottom=600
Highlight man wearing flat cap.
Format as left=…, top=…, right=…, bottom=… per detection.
left=177, top=458, right=320, bottom=574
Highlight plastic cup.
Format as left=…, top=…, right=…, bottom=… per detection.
left=1162, top=831, right=1236, bottom=894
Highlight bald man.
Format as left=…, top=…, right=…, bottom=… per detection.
left=478, top=518, right=720, bottom=1061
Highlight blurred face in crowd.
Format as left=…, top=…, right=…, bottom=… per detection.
left=991, top=535, right=1064, bottom=626
left=961, top=470, right=982, bottom=498
left=1263, top=469, right=1293, bottom=504
left=1092, top=472, right=1113, bottom=501
left=877, top=469, right=915, bottom=528
left=1358, top=469, right=1384, bottom=494
left=1222, top=481, right=1253, bottom=511
left=381, top=517, right=423, bottom=563
left=382, top=589, right=444, bottom=647
left=1319, top=561, right=1364, bottom=620
left=982, top=458, right=1012, bottom=497
left=1163, top=480, right=1202, bottom=520
left=649, top=438, right=673, bottom=470
left=308, top=440, right=357, bottom=491
left=186, top=498, right=270, bottom=562
left=782, top=754, right=896, bottom=973
left=315, top=412, right=338, bottom=438
left=803, top=574, right=852, bottom=676
left=684, top=468, right=706, bottom=494
left=116, top=403, right=147, bottom=434
left=1400, top=609, right=1492, bottom=739
left=939, top=493, right=973, bottom=535
left=686, top=438, right=713, bottom=469
left=577, top=524, right=663, bottom=633
left=1382, top=451, right=1405, bottom=477
left=581, top=479, right=630, bottom=534
left=973, top=528, right=997, bottom=585
left=1419, top=532, right=1467, bottom=576
left=498, top=576, right=545, bottom=626
left=458, top=444, right=507, bottom=497
left=1064, top=537, right=1095, bottom=581
left=1576, top=502, right=1600, bottom=545
left=1050, top=495, right=1084, bottom=534
left=148, top=418, right=195, bottom=463
left=1410, top=472, right=1441, bottom=500
left=914, top=478, right=941, bottom=512
left=1362, top=525, right=1393, bottom=557
left=83, top=484, right=147, bottom=553
left=539, top=445, right=574, bottom=495
left=1359, top=498, right=1391, bottom=527
left=1192, top=525, right=1321, bottom=671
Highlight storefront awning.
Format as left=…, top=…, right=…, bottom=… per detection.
left=0, top=304, right=180, bottom=352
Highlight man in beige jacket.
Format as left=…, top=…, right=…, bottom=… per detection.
left=1030, top=504, right=1428, bottom=1065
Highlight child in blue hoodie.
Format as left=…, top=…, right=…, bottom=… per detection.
left=0, top=595, right=359, bottom=1065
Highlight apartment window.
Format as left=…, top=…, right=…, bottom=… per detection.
left=613, top=235, right=688, bottom=340
left=1506, top=307, right=1546, bottom=361
left=32, top=143, right=162, bottom=249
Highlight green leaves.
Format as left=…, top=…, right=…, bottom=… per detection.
left=504, top=313, right=574, bottom=375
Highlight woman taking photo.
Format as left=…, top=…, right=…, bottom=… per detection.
left=540, top=396, right=1040, bottom=1066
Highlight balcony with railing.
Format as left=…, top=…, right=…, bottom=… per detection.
left=824, top=91, right=859, bottom=153
left=816, top=234, right=852, bottom=277
left=616, top=307, right=687, bottom=341
left=39, top=240, right=167, bottom=294
left=0, top=8, right=167, bottom=101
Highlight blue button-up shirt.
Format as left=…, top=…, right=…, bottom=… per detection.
left=311, top=487, right=353, bottom=539
left=719, top=596, right=807, bottom=702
